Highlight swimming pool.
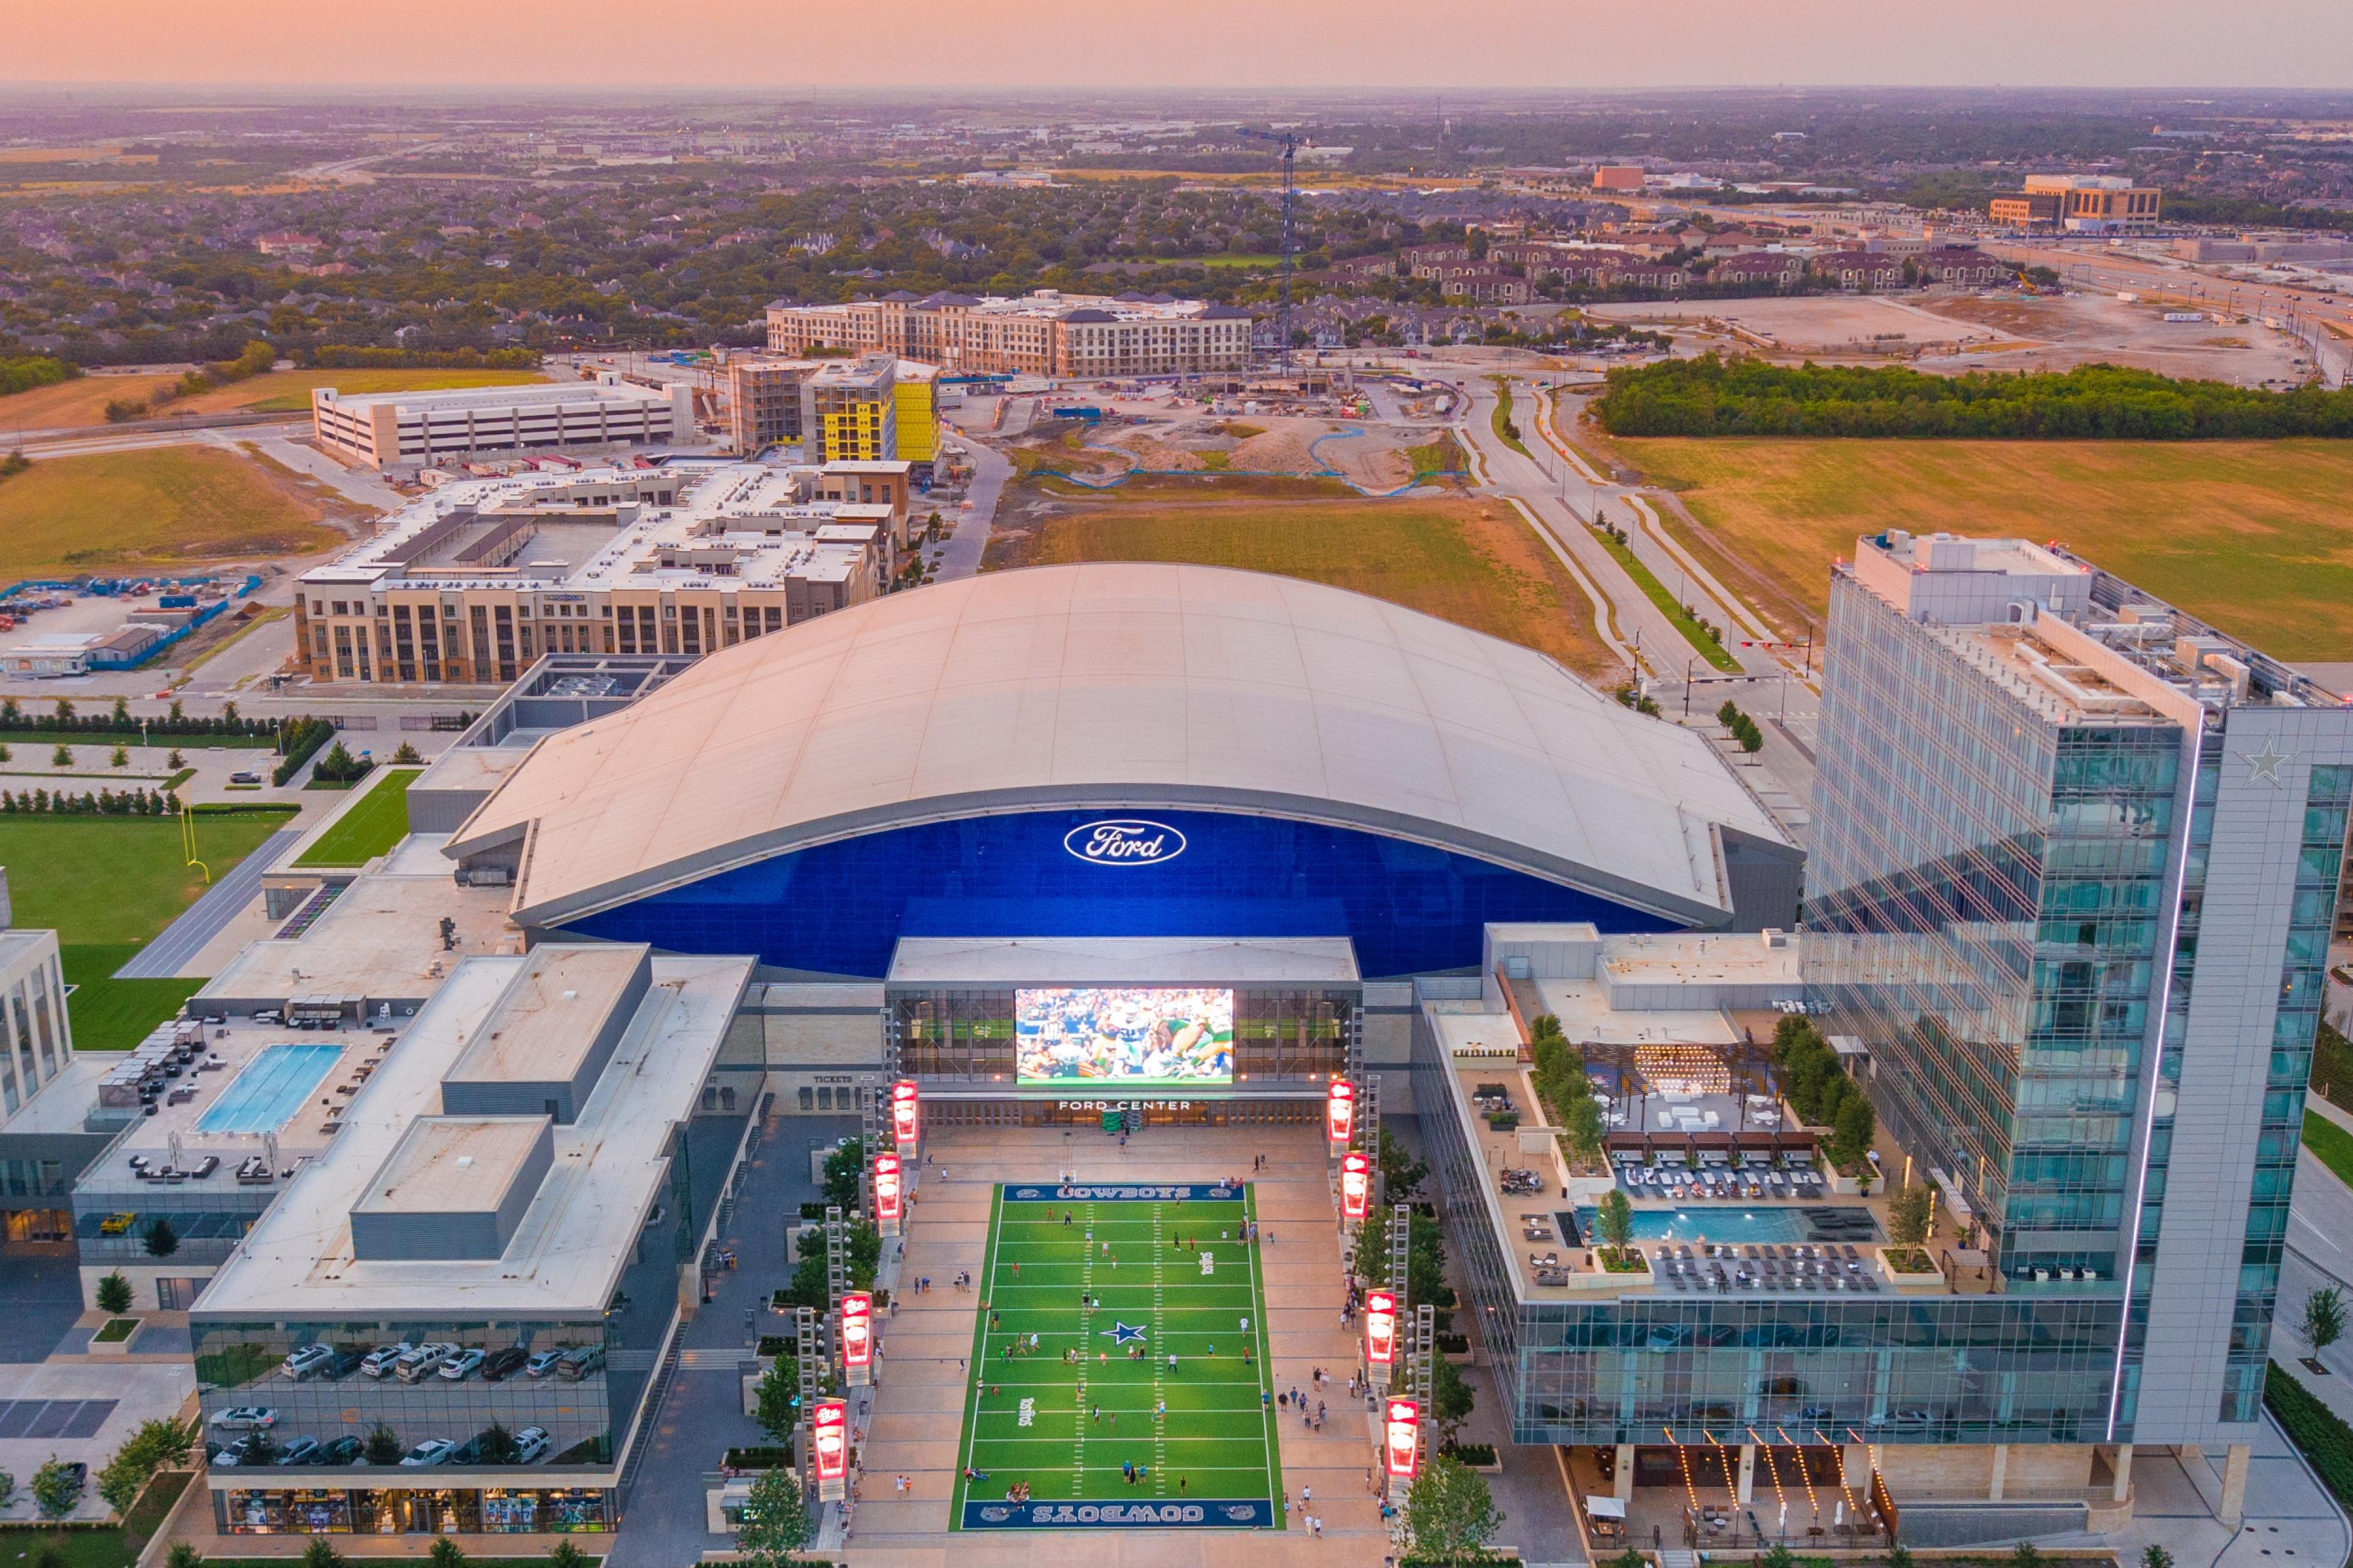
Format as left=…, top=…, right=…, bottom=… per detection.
left=1573, top=1205, right=1880, bottom=1246
left=196, top=1044, right=345, bottom=1135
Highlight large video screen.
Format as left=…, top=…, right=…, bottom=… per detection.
left=1015, top=988, right=1235, bottom=1087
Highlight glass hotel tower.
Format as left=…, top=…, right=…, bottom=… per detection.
left=1808, top=532, right=2353, bottom=1469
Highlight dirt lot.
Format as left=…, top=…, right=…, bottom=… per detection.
left=1018, top=413, right=1449, bottom=494
left=1586, top=295, right=1997, bottom=358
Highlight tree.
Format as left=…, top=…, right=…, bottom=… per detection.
left=300, top=1536, right=344, bottom=1568
left=476, top=1423, right=520, bottom=1465
left=0, top=1470, right=12, bottom=1509
left=1888, top=1182, right=1934, bottom=1248
left=1431, top=1351, right=1476, bottom=1446
left=51, top=746, right=70, bottom=768
left=364, top=1424, right=403, bottom=1465
left=1399, top=1453, right=1505, bottom=1563
left=1377, top=1124, right=1428, bottom=1203
left=755, top=1354, right=802, bottom=1443
left=1595, top=1188, right=1634, bottom=1262
left=820, top=1136, right=866, bottom=1213
left=111, top=746, right=129, bottom=768
left=95, top=1417, right=198, bottom=1514
left=736, top=1465, right=816, bottom=1563
left=165, top=1545, right=203, bottom=1568
left=2141, top=1548, right=2173, bottom=1568
left=1830, top=1094, right=1877, bottom=1171
left=427, top=1537, right=463, bottom=1568
left=95, top=1271, right=134, bottom=1315
left=1761, top=1546, right=1799, bottom=1568
left=548, top=1543, right=589, bottom=1568
left=32, top=1453, right=84, bottom=1517
left=392, top=741, right=422, bottom=765
left=165, top=750, right=183, bottom=769
left=144, top=1217, right=178, bottom=1257
left=2305, top=1286, right=2348, bottom=1355
left=2012, top=1544, right=2045, bottom=1568
left=239, top=1427, right=278, bottom=1467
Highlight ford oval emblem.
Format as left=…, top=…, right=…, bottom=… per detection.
left=1065, top=818, right=1186, bottom=867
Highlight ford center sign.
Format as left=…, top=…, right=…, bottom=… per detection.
left=1064, top=818, right=1186, bottom=866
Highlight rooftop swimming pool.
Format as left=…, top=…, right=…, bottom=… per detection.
left=1573, top=1205, right=1880, bottom=1246
left=195, top=1044, right=344, bottom=1135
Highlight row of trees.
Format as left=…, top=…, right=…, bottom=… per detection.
left=0, top=787, right=182, bottom=816
left=1528, top=1014, right=1604, bottom=1165
left=0, top=697, right=275, bottom=737
left=1773, top=1015, right=1877, bottom=1174
left=1593, top=355, right=2353, bottom=439
left=1717, top=701, right=1766, bottom=756
left=0, top=356, right=75, bottom=397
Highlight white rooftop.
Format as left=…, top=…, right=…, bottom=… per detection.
left=888, top=936, right=1360, bottom=987
left=192, top=952, right=751, bottom=1317
left=446, top=563, right=1790, bottom=931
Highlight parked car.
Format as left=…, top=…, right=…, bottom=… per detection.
left=322, top=1346, right=364, bottom=1379
left=438, top=1349, right=486, bottom=1381
left=394, top=1343, right=459, bottom=1383
left=360, top=1344, right=406, bottom=1379
left=554, top=1344, right=604, bottom=1381
left=481, top=1347, right=529, bottom=1382
left=399, top=1439, right=455, bottom=1468
left=524, top=1348, right=567, bottom=1379
left=513, top=1426, right=551, bottom=1465
left=211, top=1438, right=264, bottom=1468
left=272, top=1437, right=321, bottom=1466
left=229, top=771, right=262, bottom=785
left=315, top=1436, right=366, bottom=1466
left=209, top=1406, right=278, bottom=1430
left=281, top=1345, right=336, bottom=1381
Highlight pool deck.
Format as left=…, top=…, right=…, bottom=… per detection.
left=195, top=1041, right=347, bottom=1134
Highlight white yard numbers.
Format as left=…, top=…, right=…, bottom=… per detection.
left=1018, top=1396, right=1035, bottom=1428
left=1200, top=1251, right=1215, bottom=1276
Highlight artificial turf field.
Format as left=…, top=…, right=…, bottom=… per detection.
left=951, top=1182, right=1285, bottom=1531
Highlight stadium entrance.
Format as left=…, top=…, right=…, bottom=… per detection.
left=885, top=936, right=1364, bottom=1126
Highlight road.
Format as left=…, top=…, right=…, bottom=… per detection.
left=932, top=429, right=1010, bottom=582
left=1450, top=370, right=1822, bottom=834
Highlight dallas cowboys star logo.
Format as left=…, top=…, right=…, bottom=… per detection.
left=2242, top=739, right=2293, bottom=787
left=1101, top=1321, right=1147, bottom=1345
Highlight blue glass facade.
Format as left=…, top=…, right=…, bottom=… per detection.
left=567, top=808, right=1673, bottom=978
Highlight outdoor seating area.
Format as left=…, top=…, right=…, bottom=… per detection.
left=1650, top=1242, right=1884, bottom=1294
left=1612, top=1154, right=1825, bottom=1201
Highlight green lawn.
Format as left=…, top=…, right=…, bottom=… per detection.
left=293, top=767, right=418, bottom=868
left=0, top=812, right=289, bottom=1049
left=952, top=1183, right=1283, bottom=1532
left=2305, top=1110, right=2353, bottom=1190
left=0, top=1528, right=138, bottom=1568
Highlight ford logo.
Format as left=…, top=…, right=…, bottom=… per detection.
left=1065, top=819, right=1186, bottom=866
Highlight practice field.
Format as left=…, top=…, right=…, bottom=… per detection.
left=953, top=1182, right=1283, bottom=1532
left=993, top=496, right=1614, bottom=677
left=0, top=447, right=343, bottom=580
left=1614, top=436, right=2353, bottom=661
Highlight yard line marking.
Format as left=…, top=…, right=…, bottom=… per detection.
left=1073, top=1198, right=1095, bottom=1497
left=955, top=1183, right=1007, bottom=1520
left=1153, top=1199, right=1167, bottom=1497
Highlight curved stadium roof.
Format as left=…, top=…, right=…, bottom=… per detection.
left=446, top=563, right=1790, bottom=930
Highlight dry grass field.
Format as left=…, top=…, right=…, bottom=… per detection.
left=988, top=495, right=1614, bottom=676
left=0, top=446, right=345, bottom=580
left=1615, top=436, right=2353, bottom=661
left=0, top=367, right=551, bottom=433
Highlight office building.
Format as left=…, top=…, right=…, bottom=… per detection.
left=892, top=359, right=941, bottom=470
left=291, top=461, right=912, bottom=687
left=1990, top=175, right=2162, bottom=233
left=764, top=290, right=1253, bottom=378
left=311, top=377, right=698, bottom=471
left=723, top=356, right=822, bottom=454
left=0, top=924, right=94, bottom=1249
left=1804, top=532, right=2353, bottom=1486
left=188, top=942, right=756, bottom=1535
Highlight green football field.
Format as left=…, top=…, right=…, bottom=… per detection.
left=951, top=1182, right=1285, bottom=1532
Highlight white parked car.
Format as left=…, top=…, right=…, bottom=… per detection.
left=399, top=1439, right=456, bottom=1467
left=437, top=1349, right=486, bottom=1381
left=209, top=1406, right=278, bottom=1430
left=513, top=1426, right=551, bottom=1465
left=394, top=1343, right=459, bottom=1383
left=360, top=1344, right=406, bottom=1379
left=281, top=1345, right=335, bottom=1381
left=524, top=1348, right=566, bottom=1379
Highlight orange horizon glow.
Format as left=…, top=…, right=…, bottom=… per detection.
left=5, top=0, right=2352, bottom=91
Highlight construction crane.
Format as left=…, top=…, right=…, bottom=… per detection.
left=1235, top=125, right=1303, bottom=370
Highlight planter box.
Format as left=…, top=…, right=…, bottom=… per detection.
left=1827, top=1169, right=1876, bottom=1197
left=88, top=1317, right=143, bottom=1354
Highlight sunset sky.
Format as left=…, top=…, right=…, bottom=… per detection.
left=9, top=0, right=2353, bottom=90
